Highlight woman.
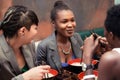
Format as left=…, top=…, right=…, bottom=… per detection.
left=0, top=5, right=50, bottom=80
left=36, top=0, right=83, bottom=73
left=82, top=4, right=120, bottom=80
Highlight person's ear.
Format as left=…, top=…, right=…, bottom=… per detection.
left=18, top=27, right=27, bottom=37
left=51, top=21, right=56, bottom=29
left=51, top=20, right=55, bottom=25
left=109, top=32, right=114, bottom=40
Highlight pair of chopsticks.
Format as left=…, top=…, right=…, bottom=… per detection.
left=42, top=61, right=49, bottom=79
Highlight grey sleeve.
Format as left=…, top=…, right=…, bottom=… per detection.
left=11, top=74, right=24, bottom=80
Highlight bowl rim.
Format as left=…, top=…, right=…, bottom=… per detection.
left=78, top=70, right=98, bottom=80
left=49, top=69, right=58, bottom=76
left=68, top=58, right=98, bottom=66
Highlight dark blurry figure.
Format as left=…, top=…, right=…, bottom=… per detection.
left=82, top=4, right=120, bottom=80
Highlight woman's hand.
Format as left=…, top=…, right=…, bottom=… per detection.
left=83, top=34, right=100, bottom=57
left=82, top=34, right=110, bottom=62
left=82, top=34, right=102, bottom=65
left=22, top=65, right=50, bottom=80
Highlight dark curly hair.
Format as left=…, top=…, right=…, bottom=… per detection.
left=105, top=4, right=120, bottom=38
left=0, top=5, right=39, bottom=38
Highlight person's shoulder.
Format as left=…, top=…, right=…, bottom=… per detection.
left=99, top=50, right=119, bottom=67
left=98, top=50, right=120, bottom=79
left=37, top=34, right=55, bottom=47
left=73, top=32, right=80, bottom=36
left=72, top=32, right=83, bottom=44
left=101, top=51, right=119, bottom=62
left=72, top=32, right=81, bottom=38
left=0, top=46, right=7, bottom=63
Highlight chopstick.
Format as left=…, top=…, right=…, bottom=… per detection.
left=42, top=61, right=49, bottom=79
left=90, top=30, right=98, bottom=40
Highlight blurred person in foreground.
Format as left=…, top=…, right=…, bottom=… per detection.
left=82, top=4, right=120, bottom=80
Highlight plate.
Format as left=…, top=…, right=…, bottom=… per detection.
left=44, top=69, right=58, bottom=79
left=78, top=70, right=98, bottom=80
left=68, top=58, right=98, bottom=67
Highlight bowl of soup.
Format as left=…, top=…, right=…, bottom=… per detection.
left=78, top=70, right=98, bottom=80
left=67, top=58, right=98, bottom=74
left=43, top=69, right=58, bottom=79
left=68, top=58, right=98, bottom=66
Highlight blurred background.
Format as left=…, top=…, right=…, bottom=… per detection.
left=0, top=0, right=117, bottom=41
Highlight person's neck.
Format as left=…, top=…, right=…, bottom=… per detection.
left=56, top=33, right=69, bottom=44
left=6, top=37, right=22, bottom=52
left=111, top=38, right=120, bottom=49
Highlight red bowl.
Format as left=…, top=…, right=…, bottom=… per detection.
left=44, top=69, right=58, bottom=79
left=78, top=70, right=98, bottom=80
left=68, top=58, right=98, bottom=66
left=49, top=69, right=58, bottom=77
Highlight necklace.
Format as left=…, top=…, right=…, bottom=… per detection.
left=61, top=45, right=71, bottom=55
left=61, top=45, right=71, bottom=63
left=58, top=42, right=71, bottom=62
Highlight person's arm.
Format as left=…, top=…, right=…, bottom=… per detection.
left=82, top=34, right=100, bottom=80
left=11, top=74, right=24, bottom=80
left=98, top=52, right=116, bottom=80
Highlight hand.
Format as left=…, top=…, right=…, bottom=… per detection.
left=95, top=37, right=108, bottom=55
left=82, top=34, right=101, bottom=65
left=22, top=65, right=50, bottom=80
left=83, top=35, right=100, bottom=57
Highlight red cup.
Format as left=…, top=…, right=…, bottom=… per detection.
left=68, top=58, right=98, bottom=66
left=48, top=69, right=58, bottom=77
left=43, top=69, right=58, bottom=80
left=78, top=70, right=98, bottom=80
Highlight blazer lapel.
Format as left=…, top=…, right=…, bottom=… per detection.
left=22, top=45, right=35, bottom=68
left=48, top=33, right=62, bottom=71
left=70, top=36, right=82, bottom=58
left=0, top=35, right=21, bottom=75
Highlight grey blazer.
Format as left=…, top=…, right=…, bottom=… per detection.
left=0, top=35, right=36, bottom=80
left=36, top=32, right=83, bottom=72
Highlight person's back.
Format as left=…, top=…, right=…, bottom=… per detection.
left=82, top=4, right=120, bottom=80
left=98, top=49, right=120, bottom=80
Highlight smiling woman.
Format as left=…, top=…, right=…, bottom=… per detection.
left=36, top=1, right=83, bottom=77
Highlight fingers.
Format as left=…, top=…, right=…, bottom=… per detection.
left=38, top=65, right=51, bottom=73
left=84, top=34, right=96, bottom=41
left=94, top=36, right=102, bottom=46
left=99, top=37, right=108, bottom=45
left=22, top=65, right=51, bottom=80
left=39, top=65, right=51, bottom=69
left=80, top=46, right=83, bottom=50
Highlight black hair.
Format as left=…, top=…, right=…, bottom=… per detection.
left=0, top=5, right=39, bottom=38
left=50, top=0, right=71, bottom=21
left=105, top=4, right=120, bottom=38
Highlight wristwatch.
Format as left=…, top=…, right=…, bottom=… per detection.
left=82, top=63, right=93, bottom=71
